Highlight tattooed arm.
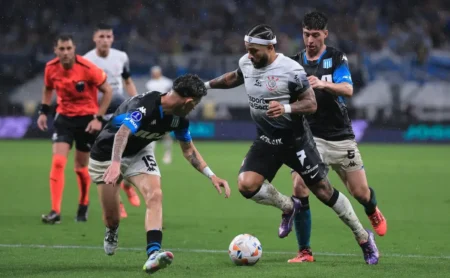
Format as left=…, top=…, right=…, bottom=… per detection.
left=111, top=124, right=131, bottom=162
left=179, top=141, right=208, bottom=174
left=103, top=124, right=131, bottom=184
left=290, top=87, right=317, bottom=115
left=206, top=68, right=244, bottom=89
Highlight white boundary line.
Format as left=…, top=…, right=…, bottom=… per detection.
left=0, top=244, right=449, bottom=260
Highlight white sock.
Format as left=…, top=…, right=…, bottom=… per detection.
left=250, top=182, right=293, bottom=213
left=332, top=192, right=369, bottom=243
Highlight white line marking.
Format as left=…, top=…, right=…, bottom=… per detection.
left=0, top=244, right=449, bottom=260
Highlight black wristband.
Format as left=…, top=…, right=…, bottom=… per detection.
left=39, top=104, right=50, bottom=115
left=94, top=115, right=104, bottom=121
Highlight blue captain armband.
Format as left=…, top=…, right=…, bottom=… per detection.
left=174, top=128, right=192, bottom=142
left=122, top=110, right=143, bottom=134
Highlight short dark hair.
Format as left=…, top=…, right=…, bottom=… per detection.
left=302, top=11, right=328, bottom=30
left=95, top=23, right=113, bottom=32
left=54, top=33, right=74, bottom=46
left=246, top=24, right=276, bottom=41
left=172, top=74, right=207, bottom=99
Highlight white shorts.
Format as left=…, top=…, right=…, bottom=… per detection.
left=88, top=144, right=161, bottom=184
left=313, top=137, right=364, bottom=172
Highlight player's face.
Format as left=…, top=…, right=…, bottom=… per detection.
left=94, top=30, right=114, bottom=51
left=245, top=43, right=270, bottom=69
left=303, top=29, right=328, bottom=55
left=54, top=39, right=76, bottom=66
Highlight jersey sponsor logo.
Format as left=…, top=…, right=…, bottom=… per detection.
left=300, top=164, right=319, bottom=175
left=248, top=96, right=269, bottom=110
left=259, top=135, right=283, bottom=145
left=254, top=79, right=262, bottom=87
left=266, top=76, right=279, bottom=91
left=323, top=58, right=332, bottom=69
left=134, top=130, right=165, bottom=140
left=130, top=111, right=143, bottom=122
left=137, top=106, right=147, bottom=115
left=151, top=120, right=157, bottom=125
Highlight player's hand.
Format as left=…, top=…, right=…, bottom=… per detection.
left=266, top=101, right=285, bottom=118
left=37, top=114, right=48, bottom=131
left=211, top=175, right=231, bottom=198
left=85, top=118, right=102, bottom=134
left=307, top=75, right=325, bottom=89
left=103, top=161, right=121, bottom=185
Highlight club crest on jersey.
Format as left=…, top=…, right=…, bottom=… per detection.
left=130, top=111, right=143, bottom=122
left=266, top=76, right=279, bottom=91
left=323, top=58, right=332, bottom=69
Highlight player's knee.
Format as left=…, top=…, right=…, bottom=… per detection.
left=348, top=185, right=370, bottom=203
left=145, top=188, right=163, bottom=207
left=238, top=173, right=264, bottom=197
left=292, top=172, right=309, bottom=197
left=310, top=179, right=334, bottom=202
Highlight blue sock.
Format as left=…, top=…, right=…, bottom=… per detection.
left=146, top=230, right=162, bottom=257
left=294, top=196, right=312, bottom=250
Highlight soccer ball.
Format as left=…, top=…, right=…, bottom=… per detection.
left=228, top=234, right=262, bottom=266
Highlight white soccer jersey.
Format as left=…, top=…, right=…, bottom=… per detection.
left=84, top=48, right=131, bottom=97
left=239, top=53, right=310, bottom=137
left=145, top=76, right=173, bottom=94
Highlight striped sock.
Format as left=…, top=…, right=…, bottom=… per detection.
left=146, top=230, right=162, bottom=257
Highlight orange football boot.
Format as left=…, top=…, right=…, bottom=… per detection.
left=288, top=248, right=315, bottom=263
left=121, top=182, right=141, bottom=207
left=368, top=207, right=387, bottom=236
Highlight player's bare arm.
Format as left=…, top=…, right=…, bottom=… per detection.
left=179, top=140, right=231, bottom=198
left=103, top=124, right=131, bottom=185
left=307, top=75, right=353, bottom=97
left=37, top=86, right=54, bottom=131
left=267, top=88, right=317, bottom=118
left=123, top=77, right=138, bottom=97
left=86, top=82, right=113, bottom=133
left=97, top=81, right=113, bottom=115
left=207, top=69, right=244, bottom=89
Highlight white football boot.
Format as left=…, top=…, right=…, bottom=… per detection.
left=143, top=250, right=174, bottom=274
left=104, top=226, right=119, bottom=256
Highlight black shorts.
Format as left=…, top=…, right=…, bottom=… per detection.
left=52, top=114, right=96, bottom=152
left=239, top=133, right=328, bottom=186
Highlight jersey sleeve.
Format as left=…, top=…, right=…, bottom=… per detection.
left=333, top=53, right=353, bottom=85
left=121, top=53, right=131, bottom=80
left=288, top=64, right=310, bottom=95
left=173, top=118, right=192, bottom=142
left=88, top=64, right=107, bottom=87
left=44, top=65, right=53, bottom=89
left=120, top=97, right=154, bottom=134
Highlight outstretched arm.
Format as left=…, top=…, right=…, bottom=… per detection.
left=205, top=68, right=244, bottom=89
left=103, top=124, right=131, bottom=184
left=179, top=140, right=231, bottom=198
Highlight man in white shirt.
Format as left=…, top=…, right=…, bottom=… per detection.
left=145, top=66, right=174, bottom=164
left=84, top=23, right=141, bottom=218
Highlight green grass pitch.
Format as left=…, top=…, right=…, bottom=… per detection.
left=0, top=140, right=449, bottom=277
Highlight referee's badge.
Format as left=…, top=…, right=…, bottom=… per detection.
left=323, top=58, right=332, bottom=69
left=75, top=80, right=85, bottom=92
